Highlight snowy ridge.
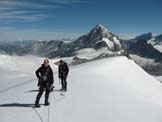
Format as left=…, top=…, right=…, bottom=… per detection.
left=1, top=55, right=162, bottom=122
left=154, top=44, right=162, bottom=53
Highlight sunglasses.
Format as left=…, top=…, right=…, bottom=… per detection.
left=44, top=62, right=49, bottom=64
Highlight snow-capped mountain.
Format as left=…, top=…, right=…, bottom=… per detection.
left=124, top=32, right=162, bottom=48
left=125, top=32, right=162, bottom=57
left=155, top=34, right=162, bottom=42
left=128, top=39, right=162, bottom=59
left=71, top=24, right=122, bottom=51
left=135, top=32, right=153, bottom=41
left=124, top=32, right=162, bottom=75
left=0, top=24, right=124, bottom=59
left=0, top=40, right=43, bottom=56
left=124, top=32, right=154, bottom=45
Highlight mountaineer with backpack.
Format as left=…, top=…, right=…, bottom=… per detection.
left=35, top=58, right=54, bottom=108
left=58, top=60, right=69, bottom=92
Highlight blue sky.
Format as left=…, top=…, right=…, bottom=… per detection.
left=0, top=0, right=161, bottom=41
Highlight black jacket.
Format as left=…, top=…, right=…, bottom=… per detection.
left=58, top=62, right=69, bottom=78
left=35, top=64, right=54, bottom=84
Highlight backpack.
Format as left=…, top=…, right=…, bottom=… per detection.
left=61, top=63, right=68, bottom=73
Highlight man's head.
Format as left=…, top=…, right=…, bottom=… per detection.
left=43, top=58, right=49, bottom=67
left=60, top=60, right=63, bottom=64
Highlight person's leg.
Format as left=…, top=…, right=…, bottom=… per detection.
left=60, top=77, right=64, bottom=90
left=45, top=84, right=50, bottom=105
left=62, top=76, right=67, bottom=91
left=35, top=86, right=44, bottom=106
left=64, top=78, right=67, bottom=91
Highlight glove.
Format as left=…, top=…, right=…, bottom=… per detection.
left=50, top=84, right=55, bottom=91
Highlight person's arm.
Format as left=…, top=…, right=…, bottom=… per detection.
left=50, top=68, right=54, bottom=84
left=35, top=67, right=41, bottom=79
left=65, top=64, right=69, bottom=75
left=67, top=65, right=69, bottom=74
left=35, top=67, right=42, bottom=86
left=58, top=65, right=61, bottom=78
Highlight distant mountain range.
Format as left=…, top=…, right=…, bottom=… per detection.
left=0, top=24, right=125, bottom=58
left=124, top=32, right=162, bottom=75
left=0, top=24, right=162, bottom=75
left=126, top=32, right=162, bottom=59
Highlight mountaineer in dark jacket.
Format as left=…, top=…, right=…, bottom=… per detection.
left=35, top=58, right=54, bottom=108
left=58, top=60, right=69, bottom=92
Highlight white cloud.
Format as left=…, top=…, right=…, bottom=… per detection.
left=0, top=1, right=58, bottom=9
left=0, top=0, right=59, bottom=22
left=0, top=0, right=87, bottom=41
left=119, top=33, right=138, bottom=40
left=0, top=0, right=89, bottom=22
left=0, top=11, right=49, bottom=22
left=0, top=6, right=15, bottom=10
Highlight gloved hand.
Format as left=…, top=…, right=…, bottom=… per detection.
left=50, top=84, right=55, bottom=91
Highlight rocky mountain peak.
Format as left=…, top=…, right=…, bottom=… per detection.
left=155, top=34, right=162, bottom=41
left=135, top=32, right=153, bottom=41
left=89, top=24, right=113, bottom=39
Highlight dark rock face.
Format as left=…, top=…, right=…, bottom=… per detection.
left=142, top=63, right=162, bottom=76
left=122, top=32, right=162, bottom=76
left=135, top=32, right=153, bottom=41
left=155, top=34, right=162, bottom=43
left=129, top=39, right=162, bottom=59
left=123, top=32, right=162, bottom=60
left=71, top=56, right=89, bottom=65
left=123, top=32, right=153, bottom=47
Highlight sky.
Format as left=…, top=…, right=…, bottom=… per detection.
left=0, top=0, right=161, bottom=41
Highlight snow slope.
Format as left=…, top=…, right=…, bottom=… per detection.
left=154, top=44, right=162, bottom=53
left=75, top=48, right=112, bottom=60
left=102, top=38, right=114, bottom=50
left=1, top=56, right=162, bottom=122
left=75, top=47, right=123, bottom=60
left=154, top=76, right=162, bottom=82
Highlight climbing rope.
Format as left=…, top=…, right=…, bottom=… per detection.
left=33, top=107, right=44, bottom=122
left=47, top=92, right=52, bottom=122
left=52, top=90, right=66, bottom=102
left=52, top=91, right=59, bottom=102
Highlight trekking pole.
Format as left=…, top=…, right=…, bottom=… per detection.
left=47, top=92, right=52, bottom=122
left=33, top=108, right=43, bottom=122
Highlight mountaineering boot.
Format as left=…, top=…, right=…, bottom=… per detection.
left=62, top=89, right=67, bottom=92
left=45, top=101, right=50, bottom=106
left=35, top=101, right=40, bottom=108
